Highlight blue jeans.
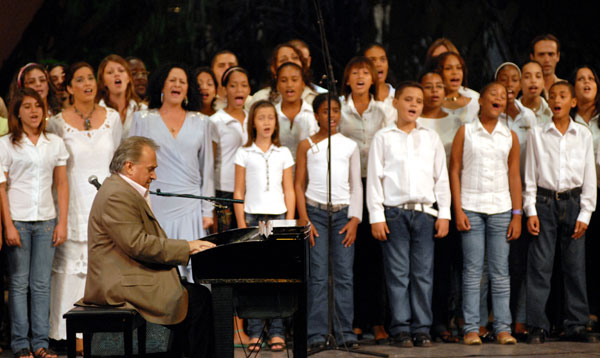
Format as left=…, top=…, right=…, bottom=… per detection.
left=381, top=207, right=435, bottom=335
left=7, top=220, right=56, bottom=352
left=527, top=192, right=589, bottom=333
left=306, top=205, right=356, bottom=345
left=461, top=210, right=512, bottom=334
left=244, top=213, right=287, bottom=339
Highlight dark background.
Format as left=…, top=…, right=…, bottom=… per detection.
left=1, top=0, right=598, bottom=98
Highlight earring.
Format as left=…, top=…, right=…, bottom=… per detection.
left=160, top=92, right=164, bottom=103
left=184, top=96, right=188, bottom=106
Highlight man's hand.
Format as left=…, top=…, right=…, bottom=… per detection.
left=188, top=240, right=216, bottom=254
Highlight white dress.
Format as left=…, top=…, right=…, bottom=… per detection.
left=47, top=108, right=122, bottom=340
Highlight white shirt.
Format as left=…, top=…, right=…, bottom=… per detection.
left=305, top=133, right=363, bottom=221
left=339, top=95, right=388, bottom=177
left=234, top=143, right=294, bottom=215
left=98, top=98, right=146, bottom=138
left=379, top=84, right=397, bottom=126
left=366, top=124, right=451, bottom=223
left=210, top=109, right=248, bottom=192
left=0, top=133, right=69, bottom=221
left=118, top=173, right=153, bottom=211
left=459, top=86, right=480, bottom=100
left=574, top=113, right=600, bottom=159
left=500, top=100, right=537, bottom=181
left=460, top=119, right=513, bottom=215
left=441, top=99, right=479, bottom=125
left=276, top=100, right=318, bottom=159
left=246, top=86, right=318, bottom=110
left=524, top=119, right=597, bottom=224
left=418, top=112, right=463, bottom=166
left=520, top=96, right=553, bottom=125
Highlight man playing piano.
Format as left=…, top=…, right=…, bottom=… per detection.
left=81, top=136, right=215, bottom=357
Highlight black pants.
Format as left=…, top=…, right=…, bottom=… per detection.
left=167, top=283, right=214, bottom=358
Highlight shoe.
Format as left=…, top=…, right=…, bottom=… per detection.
left=561, top=330, right=599, bottom=343
left=391, top=332, right=414, bottom=347
left=527, top=327, right=546, bottom=344
left=432, top=330, right=459, bottom=343
left=479, top=326, right=495, bottom=342
left=413, top=333, right=433, bottom=347
left=463, top=332, right=482, bottom=345
left=373, top=325, right=389, bottom=345
left=496, top=332, right=517, bottom=345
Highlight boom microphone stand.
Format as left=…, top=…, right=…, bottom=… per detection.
left=307, top=1, right=387, bottom=356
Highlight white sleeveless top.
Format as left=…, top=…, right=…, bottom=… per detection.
left=461, top=119, right=513, bottom=214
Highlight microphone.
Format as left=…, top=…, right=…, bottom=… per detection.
left=88, top=175, right=101, bottom=190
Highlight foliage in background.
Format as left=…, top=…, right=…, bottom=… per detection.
left=2, top=0, right=599, bottom=97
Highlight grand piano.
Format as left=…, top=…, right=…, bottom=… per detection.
left=192, top=220, right=310, bottom=358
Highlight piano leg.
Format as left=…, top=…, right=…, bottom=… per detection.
left=212, top=285, right=234, bottom=358
left=293, top=282, right=308, bottom=358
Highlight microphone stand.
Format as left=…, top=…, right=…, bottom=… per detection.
left=308, top=1, right=387, bottom=356
left=150, top=189, right=243, bottom=209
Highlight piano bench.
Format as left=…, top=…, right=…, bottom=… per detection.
left=63, top=306, right=146, bottom=358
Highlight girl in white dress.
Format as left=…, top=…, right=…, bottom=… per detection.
left=364, top=43, right=396, bottom=125
left=48, top=62, right=122, bottom=344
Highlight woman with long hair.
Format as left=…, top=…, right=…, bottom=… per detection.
left=129, top=63, right=214, bottom=282
left=47, top=62, right=122, bottom=348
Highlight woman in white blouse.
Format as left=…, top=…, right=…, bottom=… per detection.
left=0, top=87, right=69, bottom=358
left=96, top=54, right=146, bottom=138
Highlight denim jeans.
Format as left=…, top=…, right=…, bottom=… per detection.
left=7, top=220, right=56, bottom=352
left=381, top=207, right=435, bottom=335
left=461, top=210, right=512, bottom=334
left=244, top=213, right=287, bottom=339
left=306, top=205, right=356, bottom=345
left=527, top=192, right=589, bottom=333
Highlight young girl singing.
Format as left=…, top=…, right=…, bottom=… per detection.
left=274, top=62, right=318, bottom=159
left=450, top=82, right=522, bottom=345
left=233, top=100, right=295, bottom=352
left=338, top=56, right=389, bottom=343
left=520, top=61, right=552, bottom=125
left=296, top=94, right=362, bottom=349
left=0, top=88, right=69, bottom=358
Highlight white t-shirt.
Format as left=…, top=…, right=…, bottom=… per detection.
left=276, top=100, right=318, bottom=159
left=305, top=133, right=362, bottom=221
left=210, top=109, right=248, bottom=192
left=0, top=133, right=69, bottom=221
left=234, top=143, right=294, bottom=215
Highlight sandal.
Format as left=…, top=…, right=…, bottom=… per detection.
left=33, top=348, right=58, bottom=358
left=268, top=337, right=286, bottom=352
left=248, top=339, right=263, bottom=352
left=14, top=348, right=33, bottom=358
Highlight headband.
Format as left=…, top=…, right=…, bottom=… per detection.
left=494, top=62, right=521, bottom=80
left=17, top=62, right=41, bottom=88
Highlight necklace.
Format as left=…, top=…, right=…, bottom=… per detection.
left=73, top=104, right=96, bottom=130
left=444, top=94, right=460, bottom=102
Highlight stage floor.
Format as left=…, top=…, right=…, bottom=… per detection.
left=231, top=340, right=600, bottom=357
left=1, top=340, right=598, bottom=357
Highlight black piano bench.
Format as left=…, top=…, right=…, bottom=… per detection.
left=63, top=306, right=146, bottom=358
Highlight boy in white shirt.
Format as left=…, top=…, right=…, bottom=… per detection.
left=367, top=82, right=451, bottom=347
left=524, top=81, right=598, bottom=344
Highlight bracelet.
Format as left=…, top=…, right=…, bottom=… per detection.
left=512, top=209, right=523, bottom=215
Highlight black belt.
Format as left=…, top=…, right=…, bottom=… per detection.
left=537, top=186, right=582, bottom=200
